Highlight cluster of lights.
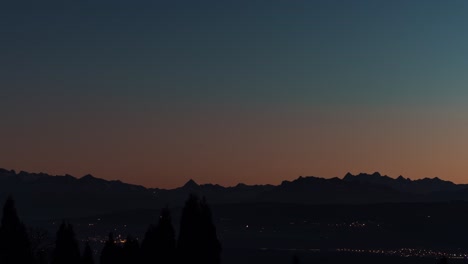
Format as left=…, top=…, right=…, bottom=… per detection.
left=327, top=221, right=380, bottom=228
left=336, top=248, right=468, bottom=259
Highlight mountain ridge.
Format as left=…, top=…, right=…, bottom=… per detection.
left=2, top=168, right=468, bottom=220
left=2, top=168, right=463, bottom=191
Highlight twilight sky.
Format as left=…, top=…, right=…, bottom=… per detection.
left=2, top=0, right=468, bottom=188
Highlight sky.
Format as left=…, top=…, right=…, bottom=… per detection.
left=2, top=0, right=468, bottom=188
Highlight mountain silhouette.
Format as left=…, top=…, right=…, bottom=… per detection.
left=2, top=168, right=468, bottom=220
left=181, top=179, right=199, bottom=190
left=342, top=172, right=466, bottom=193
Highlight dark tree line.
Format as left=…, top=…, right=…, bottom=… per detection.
left=0, top=194, right=221, bottom=264
left=0, top=197, right=33, bottom=264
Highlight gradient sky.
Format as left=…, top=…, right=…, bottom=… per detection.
left=2, top=0, right=468, bottom=188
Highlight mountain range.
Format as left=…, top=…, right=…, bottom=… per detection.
left=2, top=168, right=468, bottom=220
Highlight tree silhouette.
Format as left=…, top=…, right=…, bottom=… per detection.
left=0, top=196, right=33, bottom=264
left=177, top=194, right=221, bottom=264
left=0, top=195, right=224, bottom=264
left=81, top=242, right=94, bottom=264
left=141, top=207, right=176, bottom=264
left=51, top=221, right=81, bottom=264
left=200, top=198, right=221, bottom=264
left=100, top=233, right=121, bottom=264
left=177, top=194, right=203, bottom=264
left=155, top=208, right=176, bottom=264
left=140, top=223, right=157, bottom=264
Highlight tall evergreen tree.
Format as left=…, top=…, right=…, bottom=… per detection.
left=100, top=233, right=121, bottom=264
left=177, top=194, right=221, bottom=264
left=156, top=208, right=176, bottom=264
left=0, top=196, right=33, bottom=264
left=177, top=194, right=203, bottom=264
left=51, top=222, right=81, bottom=264
left=81, top=242, right=94, bottom=264
left=141, top=207, right=176, bottom=264
left=200, top=198, right=221, bottom=264
left=140, top=223, right=157, bottom=264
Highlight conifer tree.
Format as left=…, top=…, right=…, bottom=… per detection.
left=141, top=222, right=157, bottom=264
left=81, top=242, right=94, bottom=264
left=200, top=198, right=221, bottom=264
left=51, top=222, right=81, bottom=264
left=177, top=194, right=221, bottom=264
left=141, top=207, right=176, bottom=264
left=0, top=196, right=33, bottom=264
left=156, top=207, right=176, bottom=264
left=177, top=194, right=202, bottom=264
